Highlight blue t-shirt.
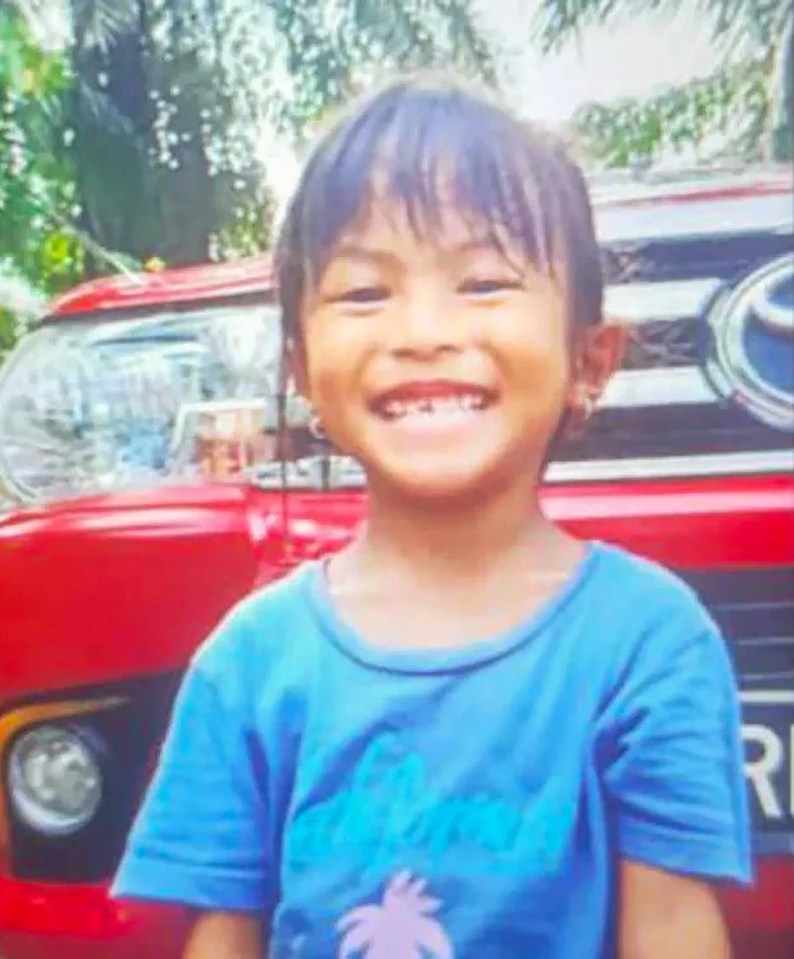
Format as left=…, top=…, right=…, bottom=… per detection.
left=113, top=541, right=752, bottom=958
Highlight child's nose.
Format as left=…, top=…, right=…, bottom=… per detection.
left=390, top=287, right=462, bottom=357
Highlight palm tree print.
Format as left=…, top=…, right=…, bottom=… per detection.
left=336, top=871, right=454, bottom=959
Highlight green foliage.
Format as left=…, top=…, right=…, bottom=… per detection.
left=109, top=0, right=497, bottom=265
left=0, top=6, right=84, bottom=356
left=572, top=58, right=770, bottom=167
left=0, top=0, right=496, bottom=359
left=534, top=0, right=793, bottom=163
left=533, top=0, right=787, bottom=57
left=265, top=0, right=497, bottom=134
left=9, top=0, right=495, bottom=267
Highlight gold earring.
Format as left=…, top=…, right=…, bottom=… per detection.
left=573, top=385, right=589, bottom=420
left=308, top=411, right=326, bottom=440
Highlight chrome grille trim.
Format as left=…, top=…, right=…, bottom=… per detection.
left=681, top=564, right=794, bottom=847
left=741, top=691, right=794, bottom=705
left=604, top=278, right=720, bottom=324
left=253, top=449, right=794, bottom=489
left=600, top=366, right=715, bottom=408
left=546, top=450, right=794, bottom=482
left=596, top=192, right=794, bottom=243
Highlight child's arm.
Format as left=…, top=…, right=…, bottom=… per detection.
left=111, top=603, right=279, bottom=941
left=599, top=598, right=752, bottom=955
left=184, top=911, right=266, bottom=959
left=619, top=860, right=731, bottom=959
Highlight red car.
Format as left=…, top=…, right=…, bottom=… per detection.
left=0, top=168, right=792, bottom=958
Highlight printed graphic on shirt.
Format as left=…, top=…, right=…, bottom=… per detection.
left=286, top=733, right=574, bottom=884
left=336, top=871, right=453, bottom=959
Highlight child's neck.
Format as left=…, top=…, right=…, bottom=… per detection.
left=357, top=476, right=573, bottom=584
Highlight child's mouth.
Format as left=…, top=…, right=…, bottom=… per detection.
left=380, top=393, right=488, bottom=420
left=371, top=383, right=497, bottom=427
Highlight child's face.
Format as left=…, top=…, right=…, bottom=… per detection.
left=295, top=200, right=613, bottom=504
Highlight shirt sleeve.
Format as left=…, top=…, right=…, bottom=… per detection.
left=599, top=601, right=753, bottom=886
left=111, top=611, right=275, bottom=913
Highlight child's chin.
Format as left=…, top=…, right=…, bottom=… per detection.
left=379, top=461, right=498, bottom=505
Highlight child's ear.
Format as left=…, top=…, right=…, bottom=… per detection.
left=567, top=320, right=629, bottom=414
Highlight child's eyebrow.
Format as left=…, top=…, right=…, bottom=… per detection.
left=330, top=237, right=507, bottom=267
left=329, top=244, right=401, bottom=268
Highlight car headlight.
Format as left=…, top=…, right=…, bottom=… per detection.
left=0, top=302, right=287, bottom=504
left=8, top=725, right=103, bottom=835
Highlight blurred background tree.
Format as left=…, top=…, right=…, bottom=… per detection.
left=1, top=0, right=497, bottom=357
left=572, top=58, right=771, bottom=168
left=5, top=0, right=496, bottom=265
left=3, top=0, right=791, bottom=360
left=0, top=4, right=83, bottom=352
left=534, top=0, right=793, bottom=167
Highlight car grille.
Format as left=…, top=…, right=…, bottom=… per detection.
left=601, top=231, right=793, bottom=285
left=575, top=228, right=794, bottom=467
left=681, top=565, right=794, bottom=853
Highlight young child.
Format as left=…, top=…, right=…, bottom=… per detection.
left=113, top=73, right=751, bottom=959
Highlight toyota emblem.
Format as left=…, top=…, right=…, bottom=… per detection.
left=706, top=255, right=794, bottom=432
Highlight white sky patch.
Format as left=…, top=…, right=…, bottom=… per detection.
left=478, top=0, right=721, bottom=122
left=14, top=0, right=72, bottom=51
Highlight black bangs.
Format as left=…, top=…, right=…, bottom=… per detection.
left=275, top=74, right=603, bottom=342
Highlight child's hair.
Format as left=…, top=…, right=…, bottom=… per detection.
left=274, top=71, right=604, bottom=347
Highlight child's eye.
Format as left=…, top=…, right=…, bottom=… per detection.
left=459, top=277, right=522, bottom=296
left=335, top=285, right=390, bottom=305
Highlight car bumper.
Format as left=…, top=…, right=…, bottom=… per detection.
left=1, top=859, right=793, bottom=959
left=0, top=879, right=188, bottom=959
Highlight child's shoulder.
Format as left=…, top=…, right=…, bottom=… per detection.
left=234, top=559, right=318, bottom=624
left=189, top=560, right=319, bottom=684
left=588, top=540, right=718, bottom=643
left=593, top=540, right=703, bottom=606
left=582, top=541, right=731, bottom=702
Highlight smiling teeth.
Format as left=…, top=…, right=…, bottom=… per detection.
left=383, top=395, right=486, bottom=418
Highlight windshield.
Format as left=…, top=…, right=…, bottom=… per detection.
left=0, top=302, right=308, bottom=504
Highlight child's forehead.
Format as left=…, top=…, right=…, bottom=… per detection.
left=330, top=191, right=519, bottom=259
left=299, top=128, right=559, bottom=285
